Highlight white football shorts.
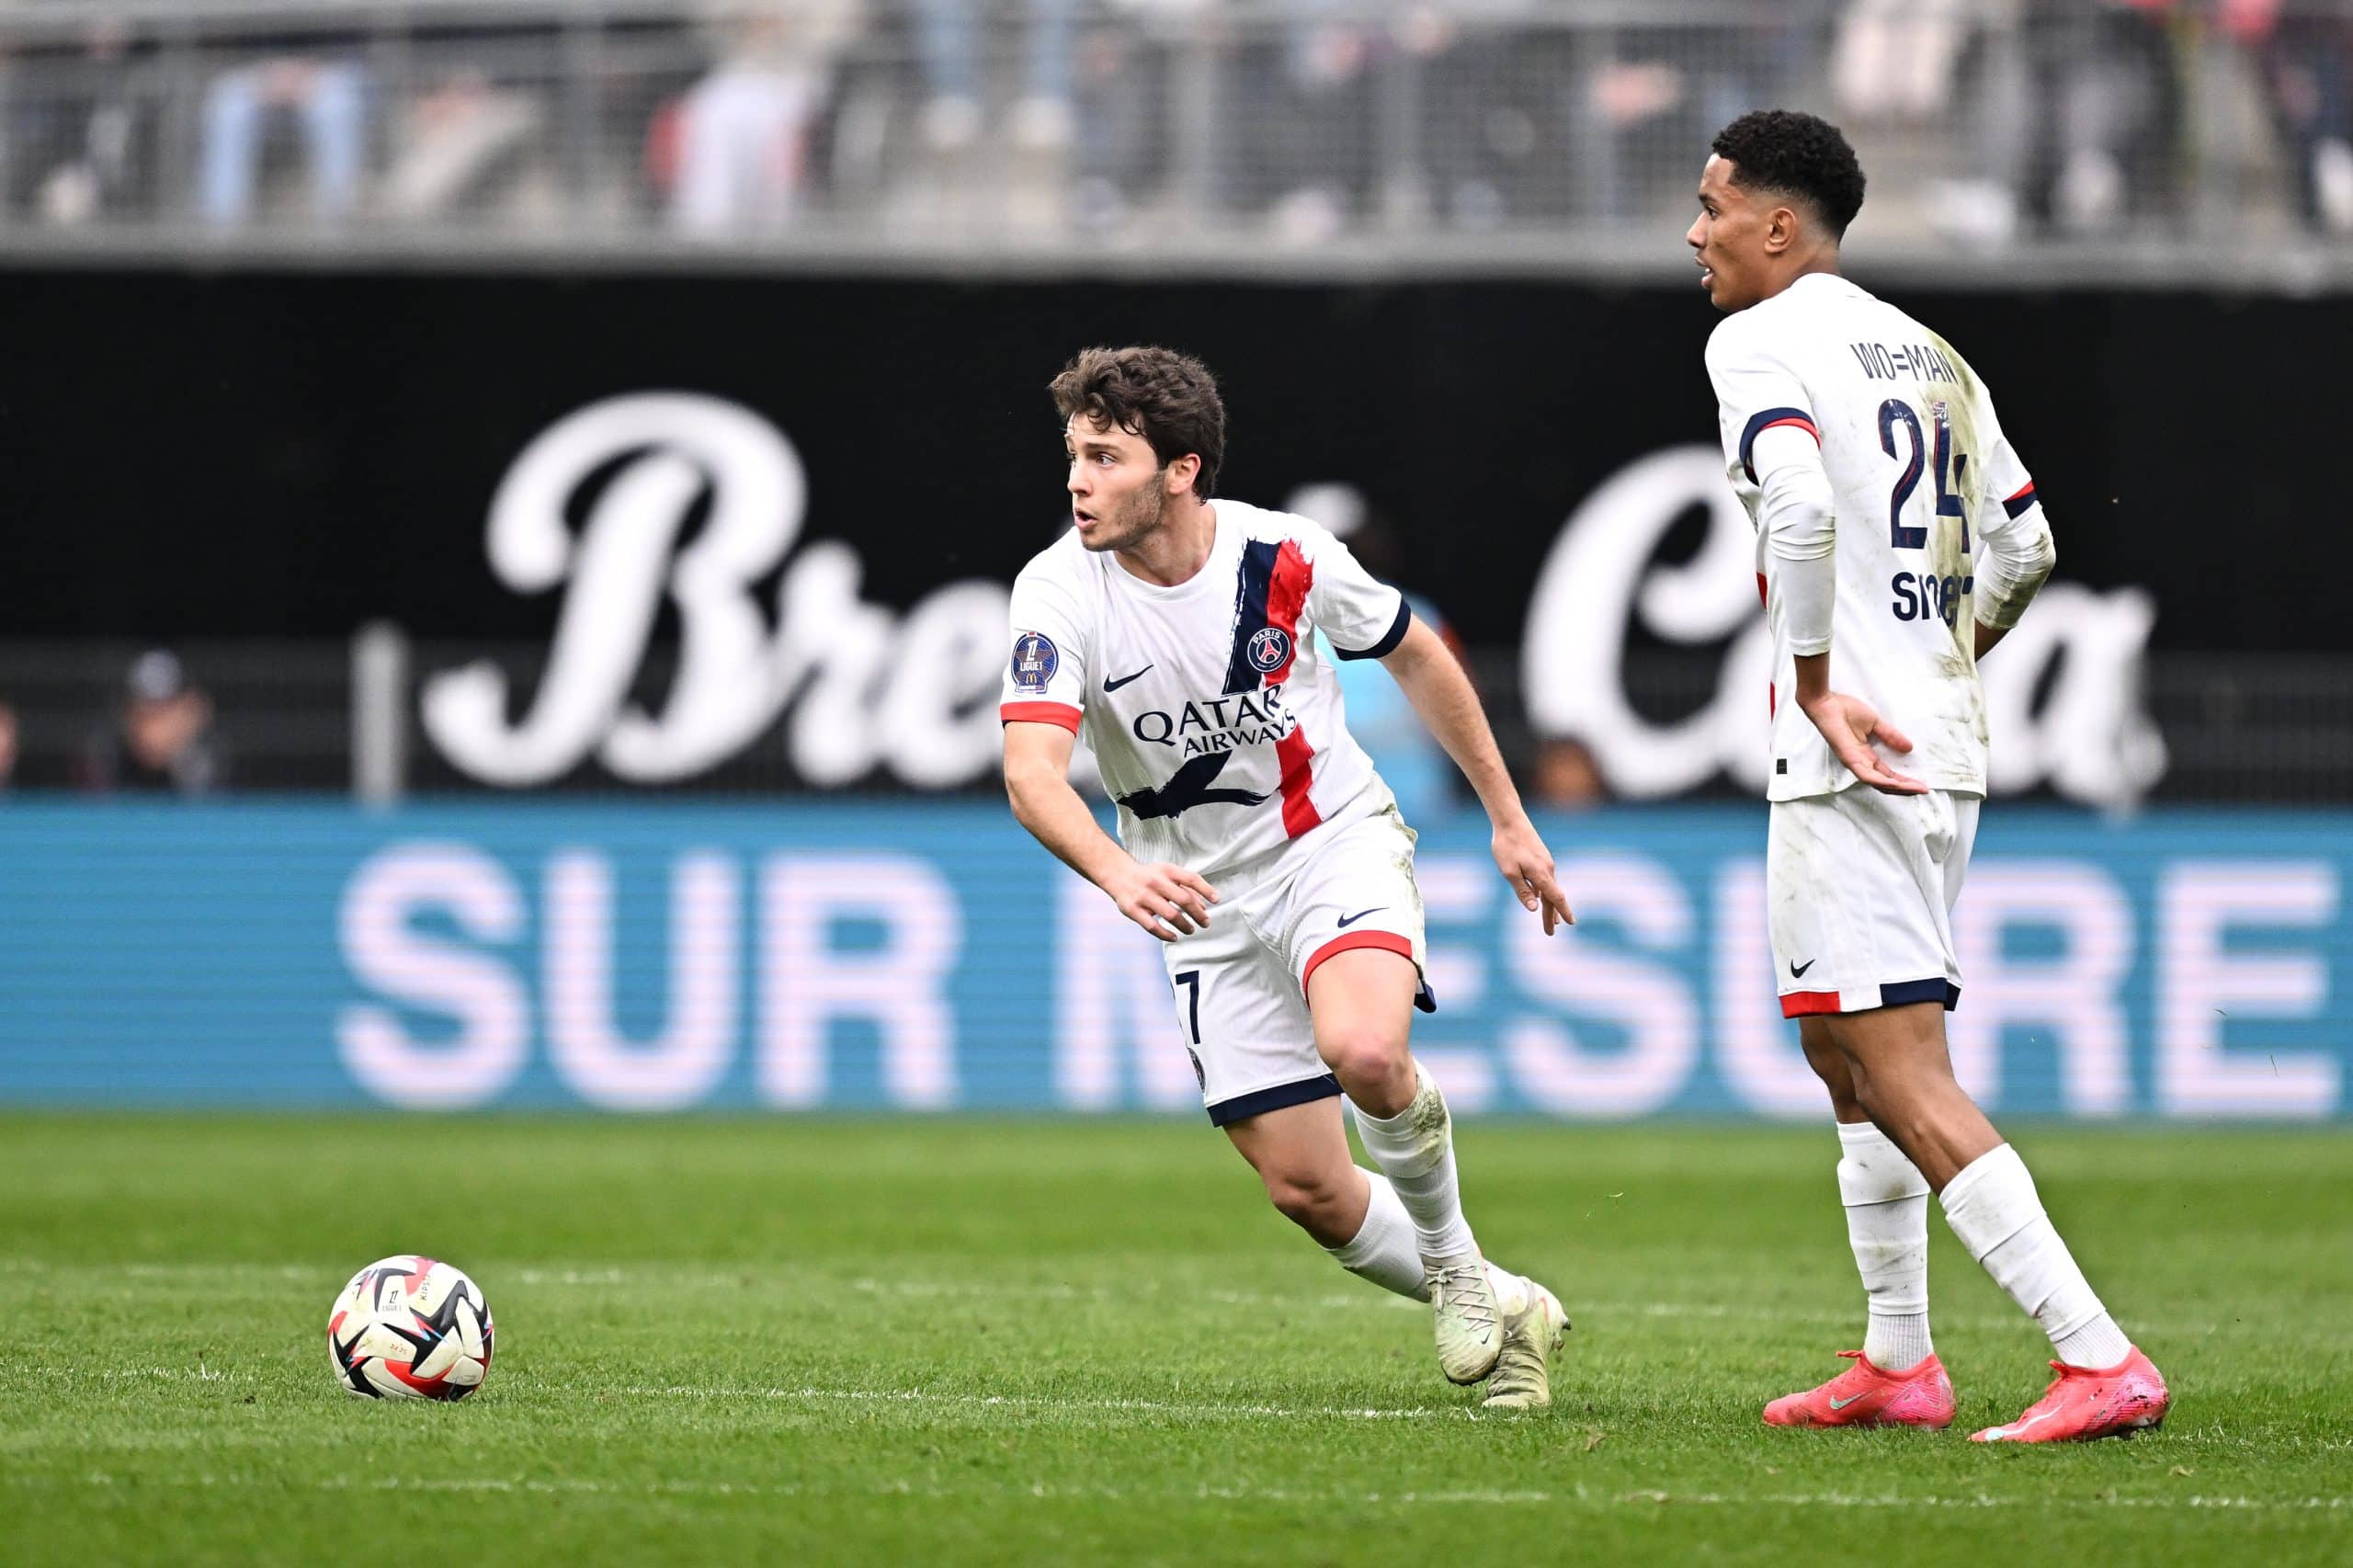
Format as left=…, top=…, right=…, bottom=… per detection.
left=1768, top=785, right=1981, bottom=1019
left=1161, top=805, right=1433, bottom=1125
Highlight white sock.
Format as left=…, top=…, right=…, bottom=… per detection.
left=1324, top=1170, right=1431, bottom=1301
left=1940, top=1143, right=2133, bottom=1370
left=1351, top=1063, right=1479, bottom=1264
left=1836, top=1121, right=1935, bottom=1371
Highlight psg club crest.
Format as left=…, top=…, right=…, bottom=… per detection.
left=1247, top=627, right=1290, bottom=674
left=1011, top=631, right=1059, bottom=692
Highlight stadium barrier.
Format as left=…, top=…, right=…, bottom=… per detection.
left=8, top=271, right=2353, bottom=804
left=2, top=799, right=2344, bottom=1119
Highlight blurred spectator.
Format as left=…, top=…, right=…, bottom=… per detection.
left=1941, top=0, right=2185, bottom=239
left=2005, top=0, right=2183, bottom=235
left=199, top=30, right=369, bottom=224
left=1069, top=9, right=1165, bottom=230
left=1834, top=0, right=1972, bottom=124
left=911, top=0, right=1077, bottom=153
left=2227, top=0, right=2353, bottom=233
left=1580, top=17, right=1810, bottom=221
left=1531, top=736, right=1607, bottom=812
left=654, top=1, right=861, bottom=234
left=1229, top=2, right=1378, bottom=240
left=2039, top=0, right=2184, bottom=233
left=1225, top=3, right=1534, bottom=239
left=0, top=699, right=17, bottom=792
left=380, top=24, right=554, bottom=223
left=14, top=15, right=159, bottom=226
left=1413, top=6, right=1587, bottom=230
left=80, top=651, right=224, bottom=796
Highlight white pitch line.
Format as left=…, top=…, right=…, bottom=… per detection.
left=11, top=1472, right=2349, bottom=1514
left=29, top=1366, right=251, bottom=1382
left=0, top=1257, right=2335, bottom=1345
left=1622, top=1492, right=2353, bottom=1513
left=591, top=1382, right=1450, bottom=1422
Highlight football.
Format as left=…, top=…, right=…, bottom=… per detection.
left=327, top=1256, right=494, bottom=1400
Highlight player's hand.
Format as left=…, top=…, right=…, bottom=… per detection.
left=1798, top=689, right=1928, bottom=795
left=1491, top=815, right=1574, bottom=936
left=1103, top=860, right=1219, bottom=942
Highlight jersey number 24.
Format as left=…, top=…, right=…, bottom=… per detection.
left=1877, top=398, right=1970, bottom=553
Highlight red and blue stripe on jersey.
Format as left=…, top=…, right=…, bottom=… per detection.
left=1224, top=537, right=1321, bottom=837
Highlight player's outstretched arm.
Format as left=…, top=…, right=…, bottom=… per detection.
left=1002, top=721, right=1218, bottom=942
left=1378, top=617, right=1574, bottom=934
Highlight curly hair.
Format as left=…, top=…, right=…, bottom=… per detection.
left=1711, top=109, right=1867, bottom=240
left=1048, top=346, right=1226, bottom=499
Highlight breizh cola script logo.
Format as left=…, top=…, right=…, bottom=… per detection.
left=422, top=394, right=1010, bottom=788
left=1518, top=447, right=2166, bottom=807
left=425, top=398, right=2164, bottom=802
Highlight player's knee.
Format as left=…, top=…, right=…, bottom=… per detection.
left=1322, top=1032, right=1411, bottom=1102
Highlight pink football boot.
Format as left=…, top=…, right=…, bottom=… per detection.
left=1763, top=1349, right=1956, bottom=1429
left=1971, top=1346, right=2169, bottom=1443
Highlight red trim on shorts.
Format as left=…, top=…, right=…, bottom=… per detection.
left=1261, top=540, right=1313, bottom=685
left=999, top=700, right=1081, bottom=733
left=1780, top=989, right=1844, bottom=1018
left=1302, top=929, right=1414, bottom=994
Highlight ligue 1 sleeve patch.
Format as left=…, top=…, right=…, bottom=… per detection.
left=1011, top=631, right=1060, bottom=692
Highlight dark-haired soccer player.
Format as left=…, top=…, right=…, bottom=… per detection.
left=1001, top=345, right=1574, bottom=1406
left=1689, top=110, right=2168, bottom=1442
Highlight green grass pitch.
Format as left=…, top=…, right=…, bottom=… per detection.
left=3, top=1115, right=2348, bottom=1565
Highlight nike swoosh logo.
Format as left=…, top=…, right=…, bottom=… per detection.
left=1827, top=1393, right=1863, bottom=1410
left=1103, top=665, right=1153, bottom=692
left=1336, top=907, right=1386, bottom=928
left=1789, top=960, right=1815, bottom=978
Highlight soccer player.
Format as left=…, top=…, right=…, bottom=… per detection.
left=1002, top=346, right=1575, bottom=1407
left=1690, top=110, right=2169, bottom=1442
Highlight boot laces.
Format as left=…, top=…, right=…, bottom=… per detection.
left=1429, top=1263, right=1497, bottom=1333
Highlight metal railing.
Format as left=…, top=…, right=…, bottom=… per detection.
left=2, top=635, right=2346, bottom=804
left=0, top=0, right=2347, bottom=285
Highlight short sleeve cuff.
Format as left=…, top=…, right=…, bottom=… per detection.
left=1000, top=701, right=1081, bottom=733
left=1332, top=598, right=1412, bottom=662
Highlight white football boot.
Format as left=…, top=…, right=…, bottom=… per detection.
left=1482, top=1273, right=1568, bottom=1410
left=1426, top=1256, right=1506, bottom=1384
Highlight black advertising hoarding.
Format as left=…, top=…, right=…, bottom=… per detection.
left=0, top=267, right=2319, bottom=799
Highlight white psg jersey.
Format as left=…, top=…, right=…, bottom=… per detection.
left=999, top=500, right=1413, bottom=878
left=1707, top=273, right=2047, bottom=801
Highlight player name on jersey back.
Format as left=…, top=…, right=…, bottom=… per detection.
left=1847, top=339, right=1963, bottom=386
left=1706, top=274, right=2049, bottom=801
left=1000, top=499, right=1413, bottom=877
